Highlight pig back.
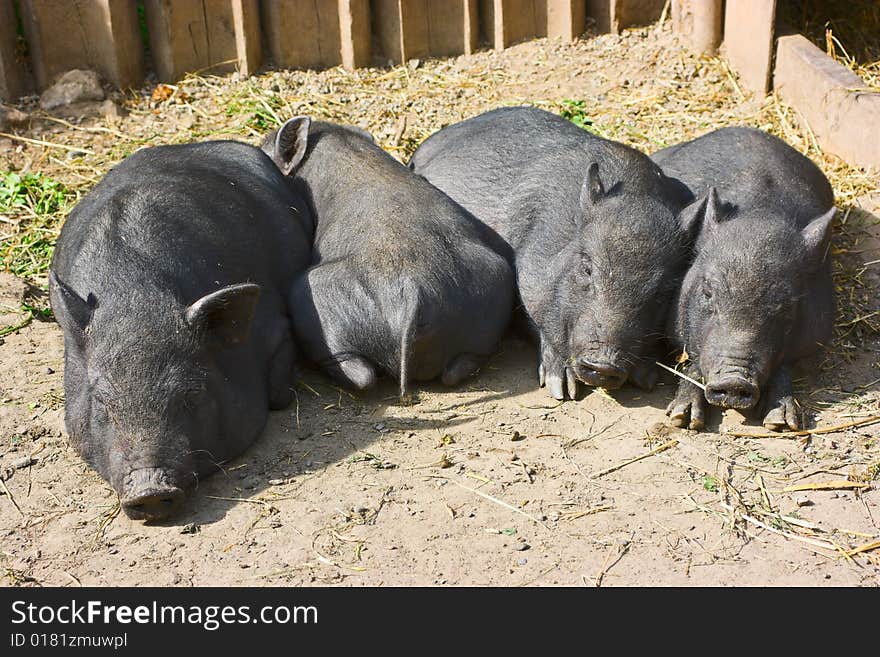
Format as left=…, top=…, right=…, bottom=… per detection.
left=53, top=140, right=313, bottom=312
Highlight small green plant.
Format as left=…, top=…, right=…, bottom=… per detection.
left=0, top=172, right=69, bottom=216
left=0, top=172, right=75, bottom=278
left=226, top=86, right=285, bottom=132
left=702, top=475, right=719, bottom=492
left=559, top=99, right=594, bottom=131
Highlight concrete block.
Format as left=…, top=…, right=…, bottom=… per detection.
left=775, top=34, right=880, bottom=171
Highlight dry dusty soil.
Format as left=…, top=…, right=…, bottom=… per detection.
left=1, top=23, right=879, bottom=586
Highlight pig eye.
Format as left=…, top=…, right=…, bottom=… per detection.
left=701, top=284, right=712, bottom=300
left=581, top=261, right=592, bottom=277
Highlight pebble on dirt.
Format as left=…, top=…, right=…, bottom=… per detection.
left=39, top=69, right=105, bottom=110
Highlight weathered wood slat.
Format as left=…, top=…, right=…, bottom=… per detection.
left=339, top=0, right=371, bottom=69
left=0, top=0, right=29, bottom=101
left=672, top=0, right=723, bottom=55
left=19, top=0, right=143, bottom=90
left=481, top=0, right=547, bottom=50
left=374, top=0, right=478, bottom=64
left=723, top=0, right=777, bottom=94
left=144, top=0, right=261, bottom=82
left=263, top=0, right=342, bottom=70
left=547, top=1, right=586, bottom=41
left=587, top=0, right=665, bottom=33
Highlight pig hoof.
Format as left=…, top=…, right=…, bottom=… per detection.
left=762, top=397, right=800, bottom=431
left=565, top=367, right=578, bottom=400
left=666, top=400, right=705, bottom=431
left=538, top=363, right=546, bottom=387
left=546, top=373, right=565, bottom=400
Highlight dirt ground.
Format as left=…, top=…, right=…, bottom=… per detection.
left=1, top=23, right=879, bottom=586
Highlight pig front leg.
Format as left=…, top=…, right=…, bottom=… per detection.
left=267, top=320, right=297, bottom=410
left=760, top=366, right=800, bottom=431
left=666, top=364, right=707, bottom=430
left=268, top=335, right=297, bottom=409
left=538, top=335, right=578, bottom=401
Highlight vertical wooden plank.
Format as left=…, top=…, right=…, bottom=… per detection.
left=339, top=0, right=371, bottom=69
left=613, top=0, right=665, bottom=31
left=0, top=0, right=28, bottom=101
left=420, top=1, right=479, bottom=58
left=263, top=0, right=341, bottom=70
left=232, top=0, right=261, bottom=76
left=483, top=0, right=547, bottom=50
left=144, top=0, right=260, bottom=82
left=724, top=0, right=777, bottom=95
left=585, top=0, right=612, bottom=32
left=19, top=0, right=143, bottom=90
left=500, top=0, right=546, bottom=48
left=671, top=0, right=722, bottom=55
left=547, top=1, right=585, bottom=41
left=479, top=0, right=495, bottom=46
left=373, top=1, right=476, bottom=64
left=372, top=0, right=404, bottom=64
left=587, top=0, right=664, bottom=33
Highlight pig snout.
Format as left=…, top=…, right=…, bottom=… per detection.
left=704, top=374, right=760, bottom=410
left=121, top=468, right=186, bottom=522
left=574, top=357, right=628, bottom=390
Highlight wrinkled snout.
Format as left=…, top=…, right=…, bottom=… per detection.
left=575, top=358, right=628, bottom=390
left=704, top=375, right=760, bottom=410
left=121, top=468, right=185, bottom=522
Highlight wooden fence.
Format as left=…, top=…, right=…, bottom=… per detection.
left=673, top=0, right=880, bottom=170
left=0, top=0, right=666, bottom=101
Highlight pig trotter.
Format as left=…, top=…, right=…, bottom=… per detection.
left=667, top=374, right=706, bottom=430
left=539, top=337, right=575, bottom=400
left=761, top=368, right=800, bottom=431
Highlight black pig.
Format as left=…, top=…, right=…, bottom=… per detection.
left=410, top=106, right=709, bottom=399
left=261, top=117, right=514, bottom=396
left=653, top=127, right=836, bottom=430
left=50, top=141, right=313, bottom=521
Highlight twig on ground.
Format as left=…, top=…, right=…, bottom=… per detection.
left=724, top=415, right=880, bottom=438
left=426, top=475, right=550, bottom=529
left=0, top=478, right=23, bottom=517
left=0, top=131, right=95, bottom=154
left=780, top=481, right=870, bottom=493
left=589, top=438, right=679, bottom=479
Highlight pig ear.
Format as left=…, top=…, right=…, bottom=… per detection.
left=801, top=206, right=836, bottom=264
left=49, top=271, right=96, bottom=337
left=580, top=162, right=606, bottom=207
left=271, top=116, right=311, bottom=175
left=678, top=187, right=721, bottom=239
left=185, top=284, right=261, bottom=346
